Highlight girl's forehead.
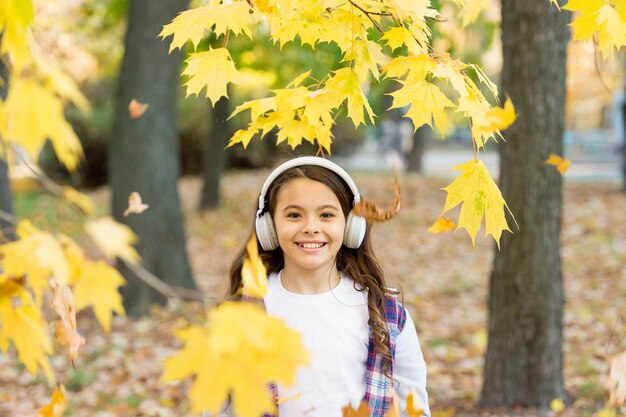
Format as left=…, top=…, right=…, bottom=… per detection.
left=275, top=178, right=340, bottom=205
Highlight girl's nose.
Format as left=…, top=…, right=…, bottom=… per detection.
left=303, top=219, right=320, bottom=234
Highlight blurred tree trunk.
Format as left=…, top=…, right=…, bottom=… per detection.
left=199, top=96, right=230, bottom=210
left=110, top=0, right=195, bottom=316
left=406, top=125, right=430, bottom=173
left=480, top=0, right=569, bottom=408
left=0, top=57, right=16, bottom=242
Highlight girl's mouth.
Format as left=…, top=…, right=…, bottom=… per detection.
left=297, top=242, right=326, bottom=249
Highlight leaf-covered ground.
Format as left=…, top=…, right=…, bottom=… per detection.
left=2, top=171, right=625, bottom=417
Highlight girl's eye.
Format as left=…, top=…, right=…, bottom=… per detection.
left=286, top=212, right=301, bottom=219
left=321, top=212, right=335, bottom=218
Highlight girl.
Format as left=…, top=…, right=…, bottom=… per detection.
left=229, top=157, right=430, bottom=417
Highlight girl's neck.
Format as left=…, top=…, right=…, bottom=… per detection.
left=280, top=264, right=341, bottom=295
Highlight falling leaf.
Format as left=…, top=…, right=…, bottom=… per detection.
left=352, top=175, right=401, bottom=222
left=606, top=350, right=626, bottom=407
left=241, top=234, right=268, bottom=298
left=428, top=217, right=456, bottom=234
left=73, top=261, right=126, bottom=333
left=128, top=98, right=149, bottom=119
left=550, top=398, right=565, bottom=412
left=406, top=390, right=426, bottom=417
left=161, top=302, right=309, bottom=417
left=123, top=192, right=150, bottom=217
left=341, top=400, right=370, bottom=417
left=545, top=154, right=571, bottom=174
left=36, top=385, right=66, bottom=417
left=85, top=217, right=140, bottom=264
left=441, top=160, right=513, bottom=247
left=50, top=281, right=85, bottom=365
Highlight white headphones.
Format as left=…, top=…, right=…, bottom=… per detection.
left=255, top=157, right=367, bottom=251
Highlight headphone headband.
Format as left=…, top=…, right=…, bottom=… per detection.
left=257, top=157, right=361, bottom=217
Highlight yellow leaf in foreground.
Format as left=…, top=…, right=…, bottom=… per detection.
left=51, top=281, right=85, bottom=364
left=545, top=154, right=571, bottom=175
left=441, top=160, right=512, bottom=247
left=4, top=79, right=84, bottom=171
left=0, top=296, right=53, bottom=382
left=85, top=217, right=140, bottom=264
left=389, top=80, right=455, bottom=134
left=342, top=400, right=370, bottom=417
left=406, top=389, right=426, bottom=417
left=36, top=385, right=66, bottom=417
left=161, top=302, right=309, bottom=417
left=326, top=68, right=375, bottom=127
left=73, top=261, right=126, bottom=332
left=182, top=48, right=238, bottom=106
left=62, top=186, right=95, bottom=215
left=606, top=350, right=626, bottom=407
left=159, top=3, right=255, bottom=52
left=428, top=217, right=456, bottom=234
left=241, top=234, right=268, bottom=298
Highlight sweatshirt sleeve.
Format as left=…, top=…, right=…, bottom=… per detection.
left=393, top=308, right=430, bottom=417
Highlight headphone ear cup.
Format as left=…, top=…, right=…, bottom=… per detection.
left=343, top=211, right=367, bottom=249
left=255, top=212, right=279, bottom=251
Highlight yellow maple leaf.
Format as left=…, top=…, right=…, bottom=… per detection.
left=473, top=97, right=517, bottom=145
left=51, top=281, right=85, bottom=365
left=62, top=186, right=95, bottom=215
left=326, top=68, right=375, bottom=127
left=441, top=160, right=512, bottom=246
left=85, top=217, right=140, bottom=264
left=36, top=386, right=66, bottom=417
left=182, top=48, right=239, bottom=105
left=0, top=235, right=49, bottom=304
left=73, top=261, right=126, bottom=332
left=564, top=0, right=626, bottom=59
left=428, top=217, right=457, bottom=234
left=0, top=0, right=33, bottom=67
left=342, top=39, right=388, bottom=81
left=241, top=234, right=268, bottom=298
left=3, top=79, right=84, bottom=171
left=382, top=26, right=424, bottom=55
left=545, top=154, right=571, bottom=174
left=459, top=0, right=490, bottom=27
left=383, top=55, right=437, bottom=82
left=0, top=296, right=54, bottom=382
left=389, top=80, right=455, bottom=134
left=161, top=302, right=309, bottom=417
left=159, top=2, right=255, bottom=52
left=227, top=127, right=259, bottom=149
left=58, top=234, right=85, bottom=285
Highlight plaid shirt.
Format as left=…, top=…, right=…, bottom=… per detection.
left=263, top=295, right=406, bottom=417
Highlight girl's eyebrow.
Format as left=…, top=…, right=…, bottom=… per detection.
left=281, top=204, right=339, bottom=211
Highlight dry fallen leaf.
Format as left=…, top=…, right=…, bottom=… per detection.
left=545, top=154, right=571, bottom=174
left=123, top=192, right=150, bottom=217
left=128, top=98, right=149, bottom=119
left=352, top=175, right=401, bottom=223
left=606, top=350, right=626, bottom=407
left=341, top=400, right=370, bottom=417
left=50, top=280, right=85, bottom=365
left=428, top=217, right=456, bottom=234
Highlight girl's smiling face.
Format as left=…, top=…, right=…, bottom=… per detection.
left=273, top=178, right=346, bottom=275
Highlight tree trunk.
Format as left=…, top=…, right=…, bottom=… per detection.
left=406, top=125, right=430, bottom=173
left=199, top=96, right=230, bottom=210
left=480, top=0, right=570, bottom=408
left=0, top=57, right=16, bottom=242
left=110, top=0, right=195, bottom=316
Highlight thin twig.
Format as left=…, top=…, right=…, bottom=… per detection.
left=593, top=35, right=615, bottom=95
left=346, top=0, right=384, bottom=33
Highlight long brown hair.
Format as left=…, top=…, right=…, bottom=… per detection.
left=229, top=164, right=393, bottom=373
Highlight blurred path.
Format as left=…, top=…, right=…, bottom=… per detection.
left=335, top=139, right=622, bottom=182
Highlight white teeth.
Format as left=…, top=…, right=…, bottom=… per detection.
left=300, top=243, right=324, bottom=249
